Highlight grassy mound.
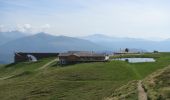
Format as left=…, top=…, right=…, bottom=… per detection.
left=143, top=65, right=170, bottom=99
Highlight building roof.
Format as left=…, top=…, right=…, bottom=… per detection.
left=59, top=51, right=106, bottom=57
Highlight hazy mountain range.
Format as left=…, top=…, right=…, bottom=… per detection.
left=0, top=31, right=170, bottom=63
left=0, top=32, right=102, bottom=63
left=0, top=31, right=28, bottom=46
left=82, top=34, right=170, bottom=51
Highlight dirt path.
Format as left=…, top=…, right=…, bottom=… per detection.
left=37, top=58, right=58, bottom=70
left=0, top=58, right=58, bottom=80
left=0, top=75, right=15, bottom=80
left=138, top=80, right=147, bottom=100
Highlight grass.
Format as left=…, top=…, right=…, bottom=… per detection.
left=110, top=53, right=161, bottom=59
left=143, top=65, right=170, bottom=99
left=0, top=53, right=170, bottom=100
left=0, top=57, right=55, bottom=78
left=128, top=53, right=170, bottom=79
left=107, top=80, right=138, bottom=100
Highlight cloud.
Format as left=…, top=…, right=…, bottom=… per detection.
left=0, top=25, right=4, bottom=32
left=15, top=24, right=51, bottom=33
left=16, top=24, right=32, bottom=32
left=42, top=24, right=50, bottom=29
left=24, top=24, right=31, bottom=29
left=26, top=24, right=51, bottom=33
left=0, top=25, right=15, bottom=32
left=0, top=24, right=51, bottom=33
left=1, top=0, right=170, bottom=40
left=40, top=24, right=51, bottom=32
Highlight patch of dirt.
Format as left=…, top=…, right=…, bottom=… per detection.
left=138, top=80, right=147, bottom=100
left=38, top=58, right=58, bottom=70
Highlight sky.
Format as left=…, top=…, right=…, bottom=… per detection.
left=0, top=0, right=170, bottom=40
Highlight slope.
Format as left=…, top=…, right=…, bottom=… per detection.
left=0, top=53, right=170, bottom=100
left=143, top=65, right=170, bottom=99
left=0, top=31, right=27, bottom=46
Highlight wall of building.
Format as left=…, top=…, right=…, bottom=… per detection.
left=59, top=55, right=108, bottom=65
left=14, top=52, right=59, bottom=63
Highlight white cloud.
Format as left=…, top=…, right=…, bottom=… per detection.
left=0, top=25, right=15, bottom=32
left=37, top=24, right=51, bottom=33
left=42, top=24, right=50, bottom=29
left=24, top=24, right=31, bottom=29
left=16, top=24, right=32, bottom=33
left=1, top=0, right=170, bottom=40
left=0, top=24, right=52, bottom=33
left=0, top=25, right=5, bottom=32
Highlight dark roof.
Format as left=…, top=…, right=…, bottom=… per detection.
left=59, top=51, right=106, bottom=57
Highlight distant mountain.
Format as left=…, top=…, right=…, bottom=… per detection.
left=82, top=34, right=170, bottom=52
left=0, top=31, right=28, bottom=45
left=83, top=34, right=146, bottom=42
left=0, top=33, right=103, bottom=63
left=1, top=33, right=170, bottom=64
left=0, top=33, right=103, bottom=52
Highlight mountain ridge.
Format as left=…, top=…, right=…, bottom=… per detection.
left=0, top=31, right=28, bottom=45
left=82, top=34, right=170, bottom=51
left=0, top=33, right=104, bottom=63
left=0, top=32, right=170, bottom=63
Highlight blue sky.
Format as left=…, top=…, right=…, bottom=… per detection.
left=1, top=0, right=170, bottom=40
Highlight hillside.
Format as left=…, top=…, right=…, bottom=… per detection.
left=106, top=53, right=170, bottom=100
left=106, top=64, right=170, bottom=100
left=143, top=65, right=170, bottom=99
left=0, top=53, right=170, bottom=100
left=0, top=31, right=27, bottom=45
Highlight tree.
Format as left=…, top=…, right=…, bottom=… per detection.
left=153, top=50, right=159, bottom=53
left=125, top=48, right=129, bottom=53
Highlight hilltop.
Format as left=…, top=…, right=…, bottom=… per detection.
left=0, top=53, right=170, bottom=100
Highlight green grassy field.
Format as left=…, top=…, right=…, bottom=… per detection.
left=0, top=53, right=170, bottom=100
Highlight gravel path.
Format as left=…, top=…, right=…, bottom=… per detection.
left=138, top=80, right=148, bottom=100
